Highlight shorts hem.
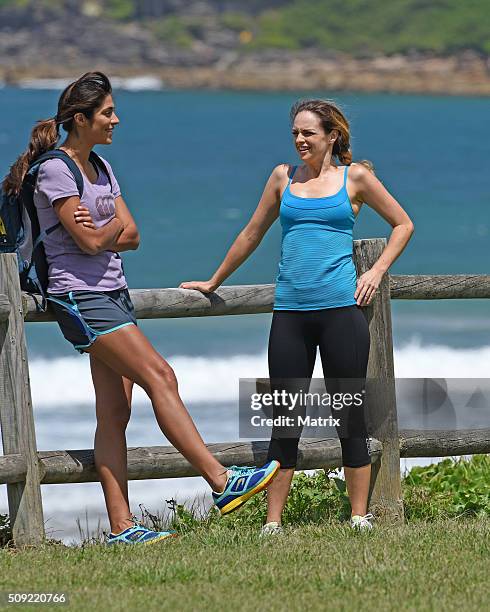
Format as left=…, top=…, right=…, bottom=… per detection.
left=95, top=321, right=135, bottom=337
left=73, top=321, right=135, bottom=352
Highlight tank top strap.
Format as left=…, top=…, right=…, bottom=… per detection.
left=343, top=164, right=349, bottom=188
left=287, top=165, right=298, bottom=186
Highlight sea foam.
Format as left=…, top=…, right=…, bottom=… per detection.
left=28, top=338, right=490, bottom=410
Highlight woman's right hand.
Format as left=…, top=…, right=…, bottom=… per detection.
left=179, top=280, right=218, bottom=293
left=74, top=205, right=96, bottom=229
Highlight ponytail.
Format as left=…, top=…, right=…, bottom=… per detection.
left=335, top=144, right=374, bottom=174
left=3, top=117, right=59, bottom=196
left=333, top=135, right=353, bottom=166
left=3, top=71, right=112, bottom=196
left=356, top=159, right=375, bottom=173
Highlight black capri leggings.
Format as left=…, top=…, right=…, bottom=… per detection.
left=266, top=305, right=372, bottom=469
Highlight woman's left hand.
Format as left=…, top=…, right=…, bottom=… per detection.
left=74, top=205, right=96, bottom=229
left=354, top=267, right=385, bottom=307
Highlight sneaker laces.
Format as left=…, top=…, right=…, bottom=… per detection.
left=109, top=516, right=142, bottom=538
left=352, top=513, right=374, bottom=527
left=228, top=465, right=256, bottom=476
left=129, top=515, right=148, bottom=530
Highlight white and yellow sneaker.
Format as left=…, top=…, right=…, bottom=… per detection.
left=350, top=513, right=374, bottom=531
left=260, top=521, right=284, bottom=537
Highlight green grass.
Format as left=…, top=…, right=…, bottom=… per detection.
left=1, top=456, right=490, bottom=609
left=0, top=520, right=489, bottom=610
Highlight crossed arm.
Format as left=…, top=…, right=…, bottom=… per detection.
left=53, top=195, right=140, bottom=255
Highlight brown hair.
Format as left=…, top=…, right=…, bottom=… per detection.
left=2, top=71, right=112, bottom=195
left=290, top=98, right=374, bottom=172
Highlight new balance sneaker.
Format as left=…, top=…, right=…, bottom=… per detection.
left=107, top=522, right=177, bottom=546
left=350, top=513, right=374, bottom=531
left=260, top=521, right=284, bottom=537
left=212, top=460, right=280, bottom=515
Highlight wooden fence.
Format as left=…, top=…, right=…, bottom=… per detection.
left=1, top=238, right=490, bottom=546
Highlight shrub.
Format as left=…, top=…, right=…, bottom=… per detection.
left=0, top=513, right=12, bottom=547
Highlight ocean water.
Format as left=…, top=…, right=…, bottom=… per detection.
left=1, top=88, right=489, bottom=542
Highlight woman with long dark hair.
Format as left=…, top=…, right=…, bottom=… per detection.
left=181, top=99, right=414, bottom=533
left=3, top=72, right=279, bottom=545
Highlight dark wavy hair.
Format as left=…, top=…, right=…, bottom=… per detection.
left=3, top=71, right=112, bottom=195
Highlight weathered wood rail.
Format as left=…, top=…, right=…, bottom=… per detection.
left=2, top=428, right=489, bottom=485
left=9, top=274, right=490, bottom=323
left=1, top=238, right=490, bottom=546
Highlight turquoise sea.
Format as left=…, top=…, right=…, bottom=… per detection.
left=1, top=87, right=489, bottom=541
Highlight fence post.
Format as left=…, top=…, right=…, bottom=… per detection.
left=354, top=238, right=404, bottom=523
left=0, top=253, right=45, bottom=545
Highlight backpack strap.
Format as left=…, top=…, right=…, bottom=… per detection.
left=28, top=149, right=85, bottom=197
left=23, top=149, right=115, bottom=277
left=31, top=222, right=62, bottom=253
left=26, top=149, right=114, bottom=241
left=89, top=151, right=113, bottom=191
left=24, top=149, right=86, bottom=240
left=28, top=149, right=113, bottom=195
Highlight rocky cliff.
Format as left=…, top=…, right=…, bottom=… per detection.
left=1, top=0, right=489, bottom=94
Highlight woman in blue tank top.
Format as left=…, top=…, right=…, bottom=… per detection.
left=181, top=99, right=414, bottom=532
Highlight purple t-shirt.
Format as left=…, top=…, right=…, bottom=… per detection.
left=34, top=156, right=127, bottom=294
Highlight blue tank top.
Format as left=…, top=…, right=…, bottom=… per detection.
left=274, top=165, right=357, bottom=311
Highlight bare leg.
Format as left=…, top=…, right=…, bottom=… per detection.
left=266, top=468, right=294, bottom=524
left=345, top=464, right=371, bottom=516
left=90, top=355, right=134, bottom=533
left=87, top=324, right=228, bottom=493
left=266, top=464, right=371, bottom=523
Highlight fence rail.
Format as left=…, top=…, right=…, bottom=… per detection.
left=5, top=274, right=490, bottom=324
left=1, top=238, right=489, bottom=546
left=1, top=428, right=489, bottom=486
left=0, top=439, right=383, bottom=485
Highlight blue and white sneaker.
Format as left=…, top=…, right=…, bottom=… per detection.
left=212, top=460, right=280, bottom=515
left=107, top=521, right=177, bottom=546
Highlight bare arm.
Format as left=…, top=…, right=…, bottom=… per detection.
left=349, top=163, right=415, bottom=306
left=180, top=165, right=287, bottom=292
left=71, top=196, right=139, bottom=252
left=54, top=195, right=124, bottom=256
left=110, top=195, right=140, bottom=252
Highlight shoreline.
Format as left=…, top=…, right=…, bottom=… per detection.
left=2, top=52, right=490, bottom=95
